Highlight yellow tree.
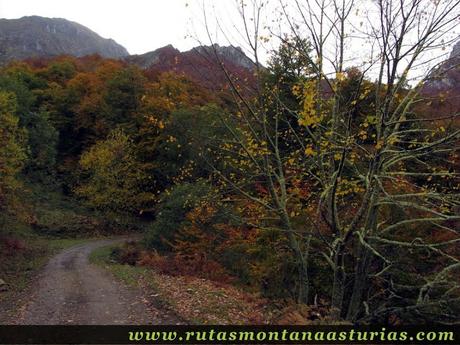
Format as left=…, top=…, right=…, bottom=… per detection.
left=0, top=91, right=27, bottom=220
left=76, top=129, right=153, bottom=215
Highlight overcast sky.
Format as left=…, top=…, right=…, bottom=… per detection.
left=0, top=0, right=214, bottom=54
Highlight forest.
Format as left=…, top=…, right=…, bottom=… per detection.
left=0, top=0, right=459, bottom=325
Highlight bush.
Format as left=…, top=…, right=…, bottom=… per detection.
left=138, top=251, right=235, bottom=284
left=32, top=209, right=103, bottom=237
left=110, top=241, right=141, bottom=266
left=144, top=181, right=212, bottom=251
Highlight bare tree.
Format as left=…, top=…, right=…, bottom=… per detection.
left=198, top=0, right=460, bottom=322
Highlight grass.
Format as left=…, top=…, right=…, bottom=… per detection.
left=89, top=245, right=148, bottom=287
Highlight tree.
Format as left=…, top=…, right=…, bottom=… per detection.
left=154, top=104, right=231, bottom=185
left=23, top=110, right=58, bottom=178
left=0, top=64, right=57, bottom=179
left=0, top=91, right=27, bottom=213
left=105, top=66, right=146, bottom=128
left=201, top=0, right=460, bottom=322
left=76, top=129, right=153, bottom=214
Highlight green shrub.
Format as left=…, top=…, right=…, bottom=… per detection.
left=144, top=181, right=211, bottom=251
left=110, top=241, right=141, bottom=266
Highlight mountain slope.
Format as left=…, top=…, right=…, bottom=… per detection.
left=423, top=41, right=459, bottom=93
left=0, top=16, right=128, bottom=64
left=420, top=41, right=460, bottom=121
left=126, top=44, right=256, bottom=92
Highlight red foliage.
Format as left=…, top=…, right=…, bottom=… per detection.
left=135, top=46, right=257, bottom=97
left=138, top=251, right=235, bottom=285
left=0, top=236, right=26, bottom=256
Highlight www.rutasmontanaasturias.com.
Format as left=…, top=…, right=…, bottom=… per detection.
left=127, top=328, right=455, bottom=343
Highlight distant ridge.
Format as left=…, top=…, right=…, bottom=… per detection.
left=126, top=44, right=256, bottom=91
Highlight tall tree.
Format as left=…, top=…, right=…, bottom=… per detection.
left=202, top=0, right=460, bottom=322
left=0, top=91, right=27, bottom=214
left=76, top=129, right=153, bottom=215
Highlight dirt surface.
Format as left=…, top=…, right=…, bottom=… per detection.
left=8, top=238, right=161, bottom=325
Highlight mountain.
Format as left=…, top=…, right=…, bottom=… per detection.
left=0, top=16, right=256, bottom=91
left=0, top=16, right=128, bottom=64
left=126, top=44, right=256, bottom=92
left=423, top=41, right=460, bottom=93
left=419, top=41, right=460, bottom=124
left=126, top=44, right=254, bottom=71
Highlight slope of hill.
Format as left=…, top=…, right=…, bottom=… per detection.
left=423, top=41, right=460, bottom=93
left=126, top=44, right=256, bottom=92
left=0, top=16, right=128, bottom=64
left=420, top=41, right=460, bottom=122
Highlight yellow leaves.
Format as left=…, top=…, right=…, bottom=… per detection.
left=358, top=129, right=368, bottom=140
left=375, top=140, right=384, bottom=150
left=289, top=210, right=301, bottom=218
left=166, top=135, right=176, bottom=143
left=259, top=35, right=271, bottom=43
left=291, top=84, right=302, bottom=97
left=76, top=129, right=153, bottom=213
left=336, top=178, right=365, bottom=197
left=304, top=145, right=315, bottom=156
left=0, top=91, right=27, bottom=198
left=240, top=136, right=270, bottom=158
left=299, top=113, right=322, bottom=127
left=295, top=80, right=322, bottom=128
left=335, top=72, right=346, bottom=82
left=365, top=115, right=377, bottom=125
left=146, top=115, right=165, bottom=129
left=388, top=136, right=398, bottom=145
left=349, top=151, right=357, bottom=163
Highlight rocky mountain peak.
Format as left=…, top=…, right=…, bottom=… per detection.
left=191, top=44, right=255, bottom=70
left=449, top=40, right=460, bottom=59
left=422, top=40, right=460, bottom=94
left=0, top=16, right=128, bottom=64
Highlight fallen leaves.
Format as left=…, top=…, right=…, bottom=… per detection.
left=141, top=271, right=272, bottom=324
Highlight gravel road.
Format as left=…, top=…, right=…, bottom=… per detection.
left=12, top=238, right=157, bottom=325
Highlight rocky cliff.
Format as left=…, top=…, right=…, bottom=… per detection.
left=0, top=16, right=128, bottom=64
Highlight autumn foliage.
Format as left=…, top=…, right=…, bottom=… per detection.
left=1, top=19, right=459, bottom=325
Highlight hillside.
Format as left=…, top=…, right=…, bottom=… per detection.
left=126, top=44, right=256, bottom=91
left=419, top=41, right=460, bottom=124
left=423, top=41, right=460, bottom=93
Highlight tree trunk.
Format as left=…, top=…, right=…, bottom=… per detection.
left=331, top=244, right=346, bottom=318
left=346, top=247, right=370, bottom=321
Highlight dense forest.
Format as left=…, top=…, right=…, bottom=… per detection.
left=1, top=0, right=459, bottom=325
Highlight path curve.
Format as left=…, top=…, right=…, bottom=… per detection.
left=14, top=238, right=156, bottom=325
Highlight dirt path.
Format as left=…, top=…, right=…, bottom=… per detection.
left=11, top=238, right=159, bottom=325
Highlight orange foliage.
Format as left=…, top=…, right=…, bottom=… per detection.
left=138, top=251, right=234, bottom=284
